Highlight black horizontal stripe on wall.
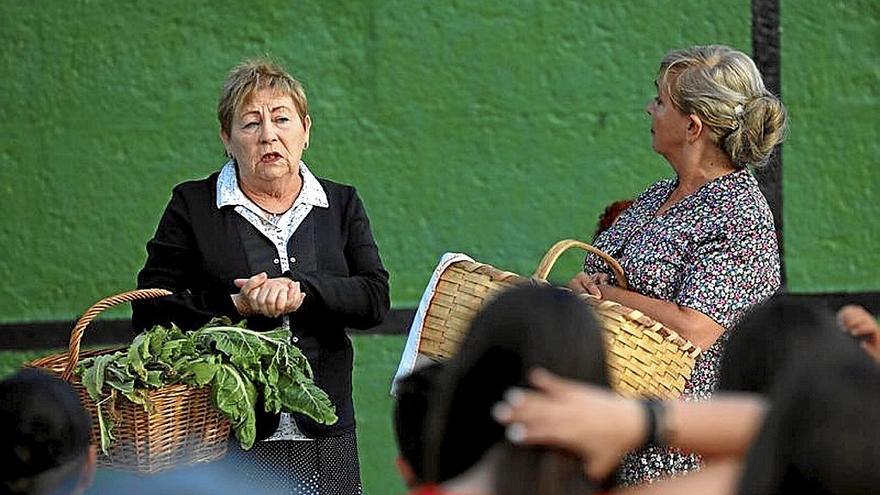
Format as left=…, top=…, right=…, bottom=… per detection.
left=1, top=292, right=878, bottom=351
left=0, top=309, right=417, bottom=351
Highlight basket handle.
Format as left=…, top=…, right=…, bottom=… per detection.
left=61, top=289, right=173, bottom=381
left=532, top=239, right=629, bottom=289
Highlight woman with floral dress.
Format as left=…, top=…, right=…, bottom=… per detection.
left=568, top=45, right=787, bottom=484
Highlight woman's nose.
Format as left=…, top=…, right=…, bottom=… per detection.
left=259, top=123, right=277, bottom=142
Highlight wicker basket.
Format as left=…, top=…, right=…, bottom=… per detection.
left=28, top=289, right=231, bottom=473
left=416, top=240, right=701, bottom=399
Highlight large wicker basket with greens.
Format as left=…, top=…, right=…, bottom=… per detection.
left=415, top=240, right=701, bottom=399
left=28, top=289, right=337, bottom=473
left=28, top=289, right=229, bottom=473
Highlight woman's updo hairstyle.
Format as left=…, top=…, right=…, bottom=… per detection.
left=659, top=45, right=787, bottom=168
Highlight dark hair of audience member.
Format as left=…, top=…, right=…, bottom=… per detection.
left=594, top=199, right=633, bottom=240
left=718, top=295, right=847, bottom=394
left=0, top=368, right=94, bottom=495
left=737, top=341, right=880, bottom=494
left=423, top=285, right=609, bottom=495
left=393, top=362, right=445, bottom=487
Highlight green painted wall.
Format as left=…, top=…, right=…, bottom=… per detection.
left=0, top=0, right=877, bottom=323
left=782, top=1, right=880, bottom=292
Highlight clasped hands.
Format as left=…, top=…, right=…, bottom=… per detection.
left=231, top=272, right=306, bottom=318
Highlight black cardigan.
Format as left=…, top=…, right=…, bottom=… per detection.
left=132, top=171, right=390, bottom=438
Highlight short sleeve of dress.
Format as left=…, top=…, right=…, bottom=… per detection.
left=674, top=221, right=781, bottom=329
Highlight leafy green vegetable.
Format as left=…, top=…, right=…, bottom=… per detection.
left=95, top=394, right=114, bottom=453
left=76, top=318, right=336, bottom=453
left=276, top=375, right=338, bottom=425
left=211, top=363, right=258, bottom=449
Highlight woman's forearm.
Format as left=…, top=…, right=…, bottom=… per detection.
left=667, top=395, right=767, bottom=457
left=292, top=270, right=390, bottom=328
left=493, top=371, right=766, bottom=482
left=598, top=285, right=724, bottom=349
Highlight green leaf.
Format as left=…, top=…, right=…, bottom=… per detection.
left=276, top=375, right=338, bottom=425
left=127, top=332, right=152, bottom=380
left=148, top=327, right=168, bottom=359
left=80, top=353, right=119, bottom=401
left=285, top=341, right=314, bottom=379
left=104, top=367, right=136, bottom=395
left=142, top=370, right=164, bottom=388
left=121, top=388, right=154, bottom=413
left=181, top=358, right=220, bottom=387
left=206, top=316, right=235, bottom=327
left=159, top=337, right=194, bottom=364
left=211, top=363, right=257, bottom=449
left=105, top=362, right=137, bottom=386
left=95, top=393, right=116, bottom=455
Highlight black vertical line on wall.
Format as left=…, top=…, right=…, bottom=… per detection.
left=751, top=0, right=786, bottom=287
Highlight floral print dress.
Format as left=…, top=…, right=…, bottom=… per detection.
left=583, top=168, right=780, bottom=484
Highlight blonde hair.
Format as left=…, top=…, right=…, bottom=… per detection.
left=659, top=45, right=787, bottom=167
left=217, top=58, right=308, bottom=135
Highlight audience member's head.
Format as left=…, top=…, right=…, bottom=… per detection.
left=719, top=295, right=850, bottom=394
left=0, top=368, right=96, bottom=495
left=423, top=285, right=609, bottom=495
left=737, top=343, right=880, bottom=494
left=393, top=362, right=445, bottom=488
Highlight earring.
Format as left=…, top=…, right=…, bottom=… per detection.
left=225, top=150, right=233, bottom=159
left=303, top=141, right=310, bottom=151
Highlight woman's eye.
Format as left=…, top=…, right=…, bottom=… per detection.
left=275, top=116, right=290, bottom=124
left=243, top=121, right=259, bottom=129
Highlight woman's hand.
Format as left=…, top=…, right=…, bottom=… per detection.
left=567, top=272, right=610, bottom=298
left=232, top=272, right=307, bottom=318
left=492, top=368, right=644, bottom=482
left=838, top=305, right=880, bottom=364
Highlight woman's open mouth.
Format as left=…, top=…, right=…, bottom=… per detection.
left=261, top=152, right=282, bottom=163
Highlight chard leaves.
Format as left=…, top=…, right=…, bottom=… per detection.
left=276, top=375, right=338, bottom=426
left=211, top=364, right=257, bottom=449
left=76, top=320, right=336, bottom=453
left=96, top=395, right=114, bottom=453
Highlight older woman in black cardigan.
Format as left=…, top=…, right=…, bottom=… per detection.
left=132, top=59, right=389, bottom=495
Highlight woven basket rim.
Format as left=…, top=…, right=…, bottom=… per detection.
left=28, top=348, right=214, bottom=402
left=27, top=347, right=124, bottom=370
left=445, top=260, right=701, bottom=357
left=454, top=259, right=523, bottom=279
left=431, top=259, right=701, bottom=356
